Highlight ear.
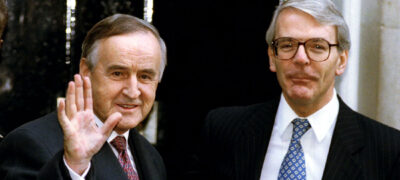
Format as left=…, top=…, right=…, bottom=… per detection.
left=268, top=46, right=277, bottom=72
left=79, top=58, right=91, bottom=78
left=335, top=50, right=348, bottom=76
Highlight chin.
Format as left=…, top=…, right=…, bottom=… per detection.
left=116, top=116, right=143, bottom=131
left=286, top=88, right=314, bottom=102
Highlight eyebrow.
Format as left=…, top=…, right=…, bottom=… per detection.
left=106, top=64, right=157, bottom=76
left=141, top=69, right=157, bottom=77
left=106, top=64, right=128, bottom=71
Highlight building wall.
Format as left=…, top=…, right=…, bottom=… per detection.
left=377, top=0, right=400, bottom=128
left=333, top=0, right=400, bottom=129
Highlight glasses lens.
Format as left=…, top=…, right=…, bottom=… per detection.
left=275, top=38, right=298, bottom=60
left=305, top=39, right=330, bottom=61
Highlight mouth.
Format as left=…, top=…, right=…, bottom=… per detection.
left=291, top=77, right=313, bottom=81
left=116, top=104, right=139, bottom=110
left=288, top=74, right=317, bottom=83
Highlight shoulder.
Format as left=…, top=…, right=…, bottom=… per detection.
left=357, top=112, right=400, bottom=143
left=338, top=98, right=400, bottom=148
left=352, top=111, right=400, bottom=174
left=7, top=112, right=61, bottom=138
left=17, top=111, right=59, bottom=130
left=0, top=112, right=64, bottom=179
left=338, top=98, right=400, bottom=139
left=1, top=112, right=63, bottom=154
left=203, top=100, right=277, bottom=139
left=206, top=99, right=278, bottom=128
left=207, top=102, right=270, bottom=121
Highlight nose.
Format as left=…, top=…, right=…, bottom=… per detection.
left=122, top=76, right=141, bottom=98
left=292, top=44, right=310, bottom=65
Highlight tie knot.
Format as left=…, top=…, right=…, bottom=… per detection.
left=111, top=136, right=127, bottom=153
left=291, top=118, right=311, bottom=140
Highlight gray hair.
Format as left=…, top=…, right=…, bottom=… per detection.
left=266, top=0, right=350, bottom=52
left=81, top=14, right=167, bottom=81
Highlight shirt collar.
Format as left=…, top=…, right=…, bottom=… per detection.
left=275, top=89, right=339, bottom=142
left=94, top=115, right=130, bottom=143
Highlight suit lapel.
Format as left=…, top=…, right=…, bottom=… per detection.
left=128, top=129, right=146, bottom=180
left=91, top=142, right=129, bottom=180
left=322, top=97, right=364, bottom=180
left=90, top=129, right=158, bottom=180
left=235, top=98, right=279, bottom=180
left=128, top=128, right=162, bottom=180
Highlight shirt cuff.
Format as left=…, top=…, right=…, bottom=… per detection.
left=63, top=155, right=91, bottom=180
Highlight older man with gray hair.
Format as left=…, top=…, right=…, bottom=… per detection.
left=198, top=0, right=400, bottom=179
left=0, top=14, right=167, bottom=180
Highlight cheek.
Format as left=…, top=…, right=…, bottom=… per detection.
left=140, top=84, right=157, bottom=105
left=93, top=81, right=122, bottom=105
left=323, top=62, right=337, bottom=78
left=275, top=63, right=289, bottom=82
left=316, top=64, right=337, bottom=90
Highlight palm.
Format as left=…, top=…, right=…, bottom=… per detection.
left=63, top=110, right=103, bottom=160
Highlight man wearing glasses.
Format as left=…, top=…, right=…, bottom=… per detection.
left=199, top=0, right=400, bottom=179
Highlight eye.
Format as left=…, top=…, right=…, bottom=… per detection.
left=112, top=71, right=122, bottom=77
left=141, top=74, right=148, bottom=79
left=314, top=44, right=325, bottom=50
left=109, top=71, right=128, bottom=80
left=308, top=39, right=329, bottom=51
left=139, top=74, right=151, bottom=80
left=279, top=43, right=293, bottom=49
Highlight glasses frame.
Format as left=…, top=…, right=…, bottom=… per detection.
left=271, top=37, right=339, bottom=62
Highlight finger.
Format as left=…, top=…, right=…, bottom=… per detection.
left=57, top=99, right=71, bottom=134
left=74, top=74, right=84, bottom=111
left=83, top=76, right=93, bottom=111
left=100, top=112, right=122, bottom=137
left=66, top=81, right=77, bottom=118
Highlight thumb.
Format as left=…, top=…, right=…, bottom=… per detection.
left=100, top=112, right=122, bottom=137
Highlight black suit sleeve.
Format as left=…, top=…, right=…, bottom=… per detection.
left=0, top=128, right=71, bottom=180
left=38, top=150, right=73, bottom=180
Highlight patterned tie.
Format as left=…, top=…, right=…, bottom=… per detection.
left=278, top=118, right=311, bottom=180
left=110, top=136, right=139, bottom=180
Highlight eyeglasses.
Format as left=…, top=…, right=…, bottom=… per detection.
left=272, top=37, right=339, bottom=62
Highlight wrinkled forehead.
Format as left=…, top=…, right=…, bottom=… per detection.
left=96, top=32, right=161, bottom=67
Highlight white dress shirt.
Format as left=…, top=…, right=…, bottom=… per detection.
left=260, top=89, right=339, bottom=180
left=65, top=115, right=137, bottom=180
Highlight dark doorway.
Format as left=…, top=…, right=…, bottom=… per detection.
left=152, top=0, right=280, bottom=178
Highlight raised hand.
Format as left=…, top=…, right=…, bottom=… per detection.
left=57, top=74, right=122, bottom=174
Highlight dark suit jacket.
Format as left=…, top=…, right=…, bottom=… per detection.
left=0, top=112, right=166, bottom=180
left=199, top=96, right=400, bottom=180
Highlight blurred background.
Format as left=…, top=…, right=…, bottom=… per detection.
left=0, top=0, right=399, bottom=179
